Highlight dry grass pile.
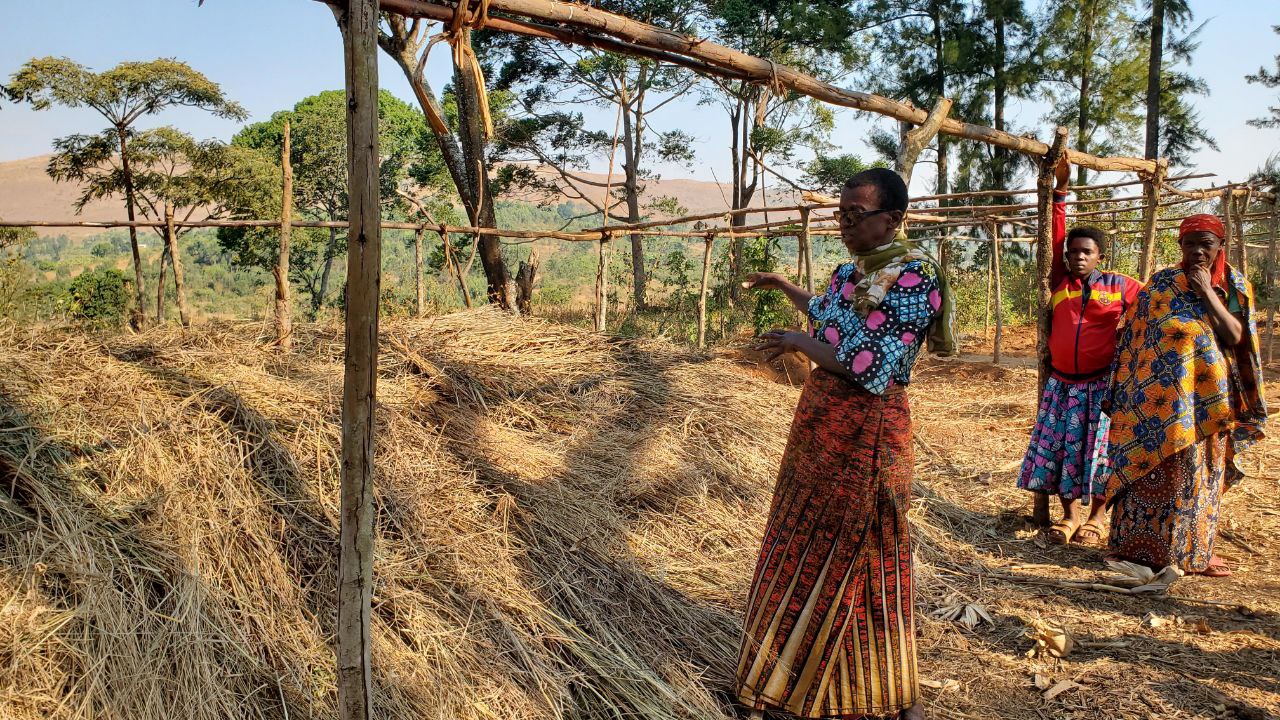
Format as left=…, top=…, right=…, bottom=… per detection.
left=0, top=312, right=1277, bottom=720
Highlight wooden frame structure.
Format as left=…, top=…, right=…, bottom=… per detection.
left=3, top=2, right=1278, bottom=718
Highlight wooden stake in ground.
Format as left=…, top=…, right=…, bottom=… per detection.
left=1223, top=190, right=1236, bottom=268
left=1268, top=201, right=1279, bottom=363
left=991, top=222, right=1004, bottom=364
left=595, top=234, right=612, bottom=331
left=1137, top=159, right=1168, bottom=281
left=1035, top=128, right=1069, bottom=391
left=515, top=249, right=538, bottom=315
left=801, top=208, right=815, bottom=293
left=414, top=226, right=425, bottom=317
left=276, top=120, right=294, bottom=347
left=985, top=245, right=992, bottom=340
left=697, top=235, right=713, bottom=348
left=335, top=0, right=380, bottom=718
left=164, top=202, right=191, bottom=328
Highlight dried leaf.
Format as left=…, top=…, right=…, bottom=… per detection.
left=1033, top=673, right=1051, bottom=690
left=1143, top=612, right=1169, bottom=628
left=1026, top=619, right=1075, bottom=658
left=1044, top=679, right=1081, bottom=701
left=920, top=678, right=960, bottom=692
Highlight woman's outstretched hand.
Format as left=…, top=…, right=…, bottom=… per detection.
left=758, top=329, right=807, bottom=362
left=742, top=272, right=790, bottom=292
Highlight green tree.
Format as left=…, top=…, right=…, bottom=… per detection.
left=222, top=89, right=438, bottom=316
left=47, top=126, right=276, bottom=324
left=5, top=57, right=247, bottom=327
left=702, top=0, right=857, bottom=290
left=1246, top=25, right=1280, bottom=129
left=1042, top=0, right=1147, bottom=185
left=68, top=267, right=130, bottom=328
left=490, top=0, right=698, bottom=310
left=1138, top=0, right=1215, bottom=165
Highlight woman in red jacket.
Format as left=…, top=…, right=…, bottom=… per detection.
left=1017, top=159, right=1141, bottom=545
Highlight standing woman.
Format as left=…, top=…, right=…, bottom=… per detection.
left=737, top=168, right=954, bottom=720
left=1106, top=214, right=1268, bottom=577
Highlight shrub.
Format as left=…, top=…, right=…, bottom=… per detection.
left=68, top=268, right=130, bottom=327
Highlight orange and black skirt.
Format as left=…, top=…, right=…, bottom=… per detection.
left=736, top=369, right=919, bottom=719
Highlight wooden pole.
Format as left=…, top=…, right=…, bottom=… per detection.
left=375, top=0, right=1156, bottom=174
left=985, top=247, right=992, bottom=340
left=1137, top=159, right=1168, bottom=281
left=1223, top=190, right=1236, bottom=268
left=164, top=202, right=191, bottom=328
left=1035, top=128, right=1069, bottom=390
left=414, top=226, right=425, bottom=317
left=276, top=120, right=294, bottom=347
left=1268, top=202, right=1278, bottom=364
left=696, top=235, right=713, bottom=348
left=595, top=233, right=611, bottom=331
left=336, top=0, right=379, bottom=718
left=800, top=207, right=814, bottom=293
left=991, top=222, right=1004, bottom=364
left=1237, top=189, right=1253, bottom=276
left=895, top=97, right=953, bottom=183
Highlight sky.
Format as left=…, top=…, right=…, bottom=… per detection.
left=0, top=0, right=1277, bottom=197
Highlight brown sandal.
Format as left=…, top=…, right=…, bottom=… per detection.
left=1198, top=556, right=1232, bottom=578
left=1073, top=521, right=1105, bottom=547
left=1043, top=519, right=1079, bottom=545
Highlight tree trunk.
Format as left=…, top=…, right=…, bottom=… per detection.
left=117, top=126, right=147, bottom=329
left=1144, top=0, right=1165, bottom=161
left=515, top=249, right=538, bottom=315
left=623, top=95, right=647, bottom=311
left=317, top=226, right=340, bottom=316
left=335, top=1, right=380, bottom=718
left=276, top=120, right=294, bottom=347
left=1075, top=2, right=1097, bottom=187
left=992, top=7, right=1008, bottom=190
left=382, top=30, right=512, bottom=310
left=451, top=40, right=513, bottom=310
left=1138, top=160, right=1167, bottom=280
left=164, top=203, right=191, bottom=328
left=931, top=0, right=949, bottom=197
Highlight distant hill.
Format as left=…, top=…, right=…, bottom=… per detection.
left=0, top=154, right=801, bottom=240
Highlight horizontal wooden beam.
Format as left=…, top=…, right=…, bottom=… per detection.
left=376, top=0, right=1156, bottom=173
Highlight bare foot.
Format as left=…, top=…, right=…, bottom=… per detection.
left=903, top=702, right=926, bottom=720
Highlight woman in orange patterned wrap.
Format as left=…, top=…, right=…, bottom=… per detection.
left=737, top=169, right=953, bottom=720
left=1105, top=214, right=1267, bottom=577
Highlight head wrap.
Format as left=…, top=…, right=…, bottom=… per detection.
left=1179, top=213, right=1228, bottom=288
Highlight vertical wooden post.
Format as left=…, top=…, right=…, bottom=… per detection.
left=595, top=232, right=611, bottom=332
left=991, top=222, right=1004, bottom=364
left=275, top=119, right=293, bottom=347
left=414, top=225, right=425, bottom=317
left=984, top=247, right=992, bottom=339
left=696, top=235, right=713, bottom=348
left=440, top=228, right=471, bottom=308
left=1035, top=128, right=1069, bottom=391
left=1268, top=201, right=1278, bottom=363
left=1137, top=159, right=1168, bottom=281
left=336, top=1, right=379, bottom=719
left=164, top=202, right=191, bottom=328
left=1223, top=190, right=1236, bottom=268
left=1237, top=189, right=1253, bottom=276
left=801, top=207, right=815, bottom=294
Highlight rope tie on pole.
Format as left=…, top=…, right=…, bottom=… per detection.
left=416, top=0, right=495, bottom=140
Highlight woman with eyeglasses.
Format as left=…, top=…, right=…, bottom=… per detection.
left=734, top=168, right=955, bottom=720
left=1105, top=214, right=1268, bottom=577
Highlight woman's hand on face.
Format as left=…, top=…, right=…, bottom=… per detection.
left=758, top=329, right=807, bottom=362
left=1186, top=264, right=1215, bottom=299
left=742, top=272, right=789, bottom=292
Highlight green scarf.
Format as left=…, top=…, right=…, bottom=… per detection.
left=853, top=229, right=958, bottom=356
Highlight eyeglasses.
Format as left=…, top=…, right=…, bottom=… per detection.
left=832, top=207, right=893, bottom=225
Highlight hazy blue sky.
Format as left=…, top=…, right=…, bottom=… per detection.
left=1, top=0, right=1276, bottom=196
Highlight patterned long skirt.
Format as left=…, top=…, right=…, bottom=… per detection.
left=1108, top=433, right=1226, bottom=573
left=736, top=369, right=918, bottom=719
left=1016, top=376, right=1112, bottom=503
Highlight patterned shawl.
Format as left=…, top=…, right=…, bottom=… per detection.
left=1106, top=265, right=1267, bottom=497
left=850, top=229, right=958, bottom=356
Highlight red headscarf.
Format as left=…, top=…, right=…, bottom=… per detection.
left=1179, top=213, right=1228, bottom=288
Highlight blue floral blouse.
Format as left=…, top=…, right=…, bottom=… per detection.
left=807, top=259, right=942, bottom=395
